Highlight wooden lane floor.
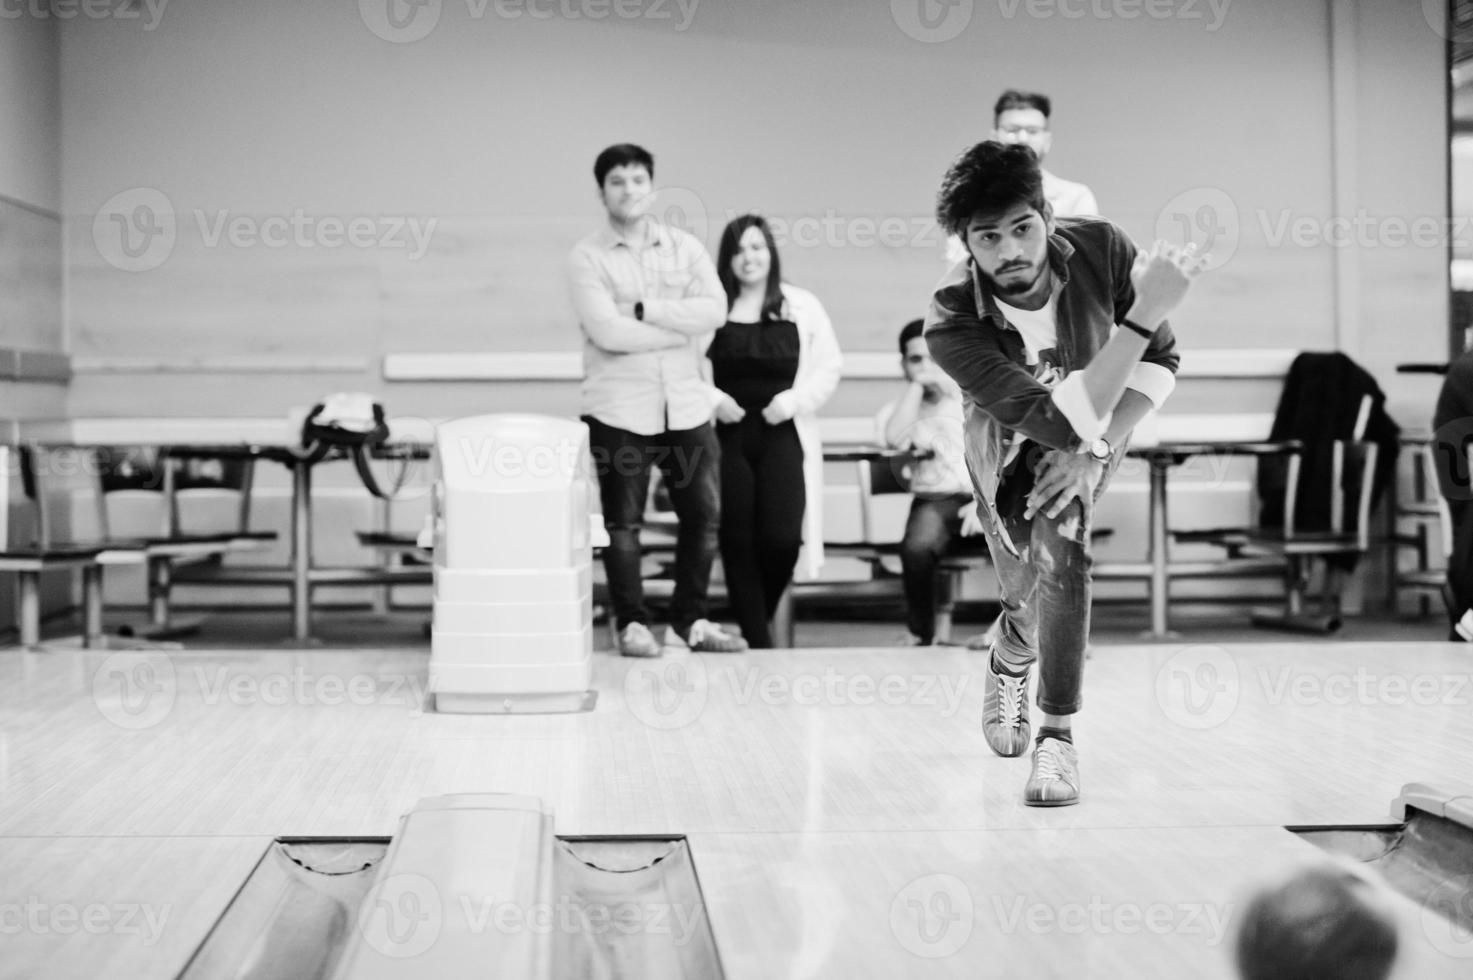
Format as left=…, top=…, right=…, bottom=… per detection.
left=1, top=642, right=1470, bottom=977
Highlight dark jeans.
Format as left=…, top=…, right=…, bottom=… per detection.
left=1446, top=498, right=1472, bottom=640
left=900, top=492, right=976, bottom=643
left=717, top=417, right=805, bottom=648
left=583, top=416, right=720, bottom=637
left=977, top=444, right=1113, bottom=715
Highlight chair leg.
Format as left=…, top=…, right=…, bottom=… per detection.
left=1285, top=556, right=1307, bottom=617
left=148, top=556, right=172, bottom=628
left=117, top=557, right=200, bottom=643
left=1253, top=555, right=1340, bottom=634
left=82, top=565, right=104, bottom=648
left=18, top=572, right=40, bottom=648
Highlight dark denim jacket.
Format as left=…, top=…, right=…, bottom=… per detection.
left=923, top=216, right=1180, bottom=512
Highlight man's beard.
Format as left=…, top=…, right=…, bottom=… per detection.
left=990, top=262, right=1042, bottom=296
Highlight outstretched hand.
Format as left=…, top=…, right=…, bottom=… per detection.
left=1130, top=240, right=1210, bottom=327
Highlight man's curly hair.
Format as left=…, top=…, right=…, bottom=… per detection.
left=935, top=141, right=1048, bottom=238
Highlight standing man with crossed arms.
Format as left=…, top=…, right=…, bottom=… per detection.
left=568, top=143, right=748, bottom=657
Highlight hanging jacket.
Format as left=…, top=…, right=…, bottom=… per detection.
left=1257, top=352, right=1401, bottom=568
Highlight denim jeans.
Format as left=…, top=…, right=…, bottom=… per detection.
left=977, top=442, right=1113, bottom=715
left=583, top=416, right=720, bottom=637
left=899, top=492, right=976, bottom=643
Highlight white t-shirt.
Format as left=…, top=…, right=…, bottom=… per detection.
left=993, top=292, right=1064, bottom=389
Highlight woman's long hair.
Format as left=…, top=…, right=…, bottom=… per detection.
left=717, top=214, right=787, bottom=321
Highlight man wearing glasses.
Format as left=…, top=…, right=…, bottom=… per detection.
left=946, top=90, right=1098, bottom=266
left=992, top=89, right=1097, bottom=219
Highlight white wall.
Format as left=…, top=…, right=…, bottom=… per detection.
left=0, top=11, right=65, bottom=629
left=57, top=0, right=1380, bottom=418
left=45, top=0, right=1454, bottom=612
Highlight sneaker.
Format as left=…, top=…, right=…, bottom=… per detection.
left=981, top=653, right=1031, bottom=757
left=681, top=619, right=748, bottom=653
left=901, top=633, right=932, bottom=647
left=618, top=622, right=662, bottom=658
left=1024, top=737, right=1080, bottom=807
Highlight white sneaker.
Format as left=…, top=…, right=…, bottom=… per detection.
left=618, top=622, right=662, bottom=658
left=669, top=619, right=748, bottom=653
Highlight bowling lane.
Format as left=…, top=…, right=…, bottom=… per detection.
left=4, top=826, right=1466, bottom=980
left=0, top=836, right=271, bottom=980
left=1, top=643, right=1469, bottom=839
left=688, top=825, right=1469, bottom=979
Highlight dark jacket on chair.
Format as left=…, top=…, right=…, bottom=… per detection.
left=1258, top=352, right=1400, bottom=567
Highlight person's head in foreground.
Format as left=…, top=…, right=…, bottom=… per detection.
left=935, top=140, right=1054, bottom=301
left=1234, top=857, right=1400, bottom=980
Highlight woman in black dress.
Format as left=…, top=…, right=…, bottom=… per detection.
left=708, top=215, right=842, bottom=647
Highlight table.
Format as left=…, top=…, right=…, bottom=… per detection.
left=170, top=441, right=431, bottom=643
left=1125, top=440, right=1302, bottom=638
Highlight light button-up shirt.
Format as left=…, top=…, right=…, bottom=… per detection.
left=568, top=221, right=726, bottom=435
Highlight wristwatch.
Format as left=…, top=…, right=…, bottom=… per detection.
left=1083, top=437, right=1112, bottom=461
left=634, top=301, right=644, bottom=321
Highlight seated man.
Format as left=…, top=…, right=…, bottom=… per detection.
left=875, top=319, right=983, bottom=646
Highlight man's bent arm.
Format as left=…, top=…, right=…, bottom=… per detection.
left=641, top=247, right=727, bottom=335
left=568, top=249, right=685, bottom=353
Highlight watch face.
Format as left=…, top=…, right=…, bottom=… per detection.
left=1090, top=439, right=1110, bottom=460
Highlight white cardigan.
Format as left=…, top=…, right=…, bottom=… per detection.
left=711, top=283, right=843, bottom=581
